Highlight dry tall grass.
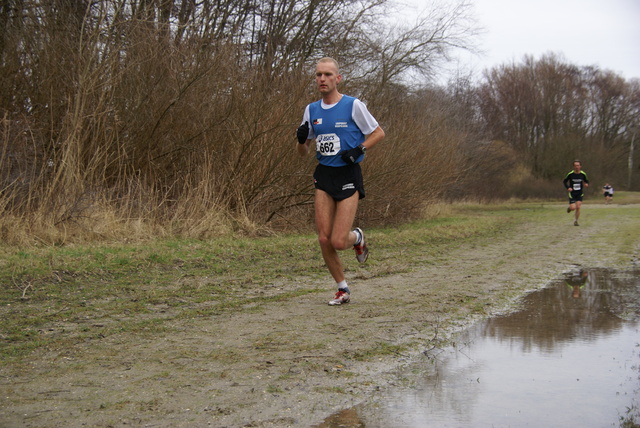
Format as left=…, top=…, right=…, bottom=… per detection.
left=2, top=1, right=579, bottom=245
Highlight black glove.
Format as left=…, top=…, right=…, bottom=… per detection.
left=296, top=121, right=309, bottom=144
left=341, top=145, right=365, bottom=164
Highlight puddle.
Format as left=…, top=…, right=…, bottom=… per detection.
left=315, top=268, right=640, bottom=427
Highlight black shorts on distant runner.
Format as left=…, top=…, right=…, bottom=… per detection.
left=314, top=163, right=365, bottom=201
left=569, top=192, right=583, bottom=204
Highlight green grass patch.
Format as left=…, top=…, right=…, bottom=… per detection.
left=348, top=342, right=410, bottom=361
left=1, top=197, right=639, bottom=363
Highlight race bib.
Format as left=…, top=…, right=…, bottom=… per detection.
left=573, top=183, right=581, bottom=190
left=316, top=133, right=341, bottom=156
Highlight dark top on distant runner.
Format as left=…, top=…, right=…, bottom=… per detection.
left=563, top=170, right=589, bottom=196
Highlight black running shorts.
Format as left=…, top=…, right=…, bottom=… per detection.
left=313, top=163, right=365, bottom=201
left=569, top=191, right=583, bottom=204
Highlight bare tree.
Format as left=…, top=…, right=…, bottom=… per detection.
left=476, top=53, right=640, bottom=189
left=0, top=0, right=482, bottom=241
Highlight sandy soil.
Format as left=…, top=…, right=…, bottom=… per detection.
left=1, top=204, right=639, bottom=428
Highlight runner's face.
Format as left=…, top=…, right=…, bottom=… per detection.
left=573, top=162, right=581, bottom=172
left=315, top=62, right=341, bottom=95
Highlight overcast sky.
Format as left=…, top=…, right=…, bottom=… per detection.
left=404, top=0, right=640, bottom=81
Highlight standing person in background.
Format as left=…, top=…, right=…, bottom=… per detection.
left=296, top=57, right=385, bottom=306
left=563, top=160, right=589, bottom=226
left=603, top=183, right=613, bottom=204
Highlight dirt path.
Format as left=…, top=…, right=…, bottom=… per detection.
left=2, top=203, right=639, bottom=427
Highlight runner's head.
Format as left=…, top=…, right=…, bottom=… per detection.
left=572, top=160, right=582, bottom=172
left=315, top=58, right=342, bottom=97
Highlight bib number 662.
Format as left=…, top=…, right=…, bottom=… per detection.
left=316, top=133, right=341, bottom=156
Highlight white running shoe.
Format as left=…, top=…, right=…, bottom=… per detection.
left=328, top=290, right=350, bottom=306
left=353, top=227, right=368, bottom=263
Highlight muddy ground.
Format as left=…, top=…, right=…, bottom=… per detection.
left=1, top=203, right=639, bottom=427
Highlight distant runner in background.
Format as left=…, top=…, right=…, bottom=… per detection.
left=603, top=183, right=613, bottom=204
left=563, top=160, right=589, bottom=226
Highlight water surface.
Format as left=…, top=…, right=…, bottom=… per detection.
left=317, top=268, right=640, bottom=427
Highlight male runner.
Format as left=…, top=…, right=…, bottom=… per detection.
left=603, top=183, right=613, bottom=204
left=563, top=160, right=589, bottom=226
left=296, top=57, right=385, bottom=305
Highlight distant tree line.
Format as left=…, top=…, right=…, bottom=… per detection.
left=477, top=53, right=640, bottom=187
left=0, top=0, right=638, bottom=243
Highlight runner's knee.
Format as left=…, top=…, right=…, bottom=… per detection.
left=318, top=234, right=332, bottom=249
left=331, top=236, right=351, bottom=251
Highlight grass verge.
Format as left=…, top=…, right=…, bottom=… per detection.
left=2, top=194, right=639, bottom=364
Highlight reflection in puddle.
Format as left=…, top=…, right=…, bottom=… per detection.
left=315, top=268, right=640, bottom=428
